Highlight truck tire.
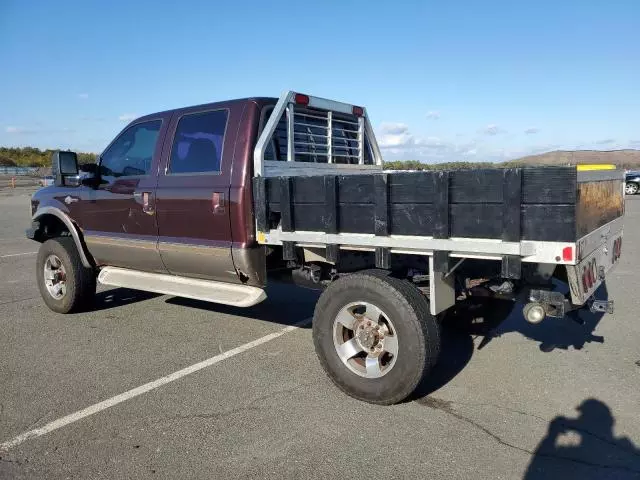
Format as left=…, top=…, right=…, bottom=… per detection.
left=36, top=237, right=96, bottom=313
left=313, top=270, right=440, bottom=405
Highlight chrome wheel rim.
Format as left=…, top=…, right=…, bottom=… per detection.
left=625, top=183, right=638, bottom=195
left=332, top=301, right=399, bottom=378
left=44, top=254, right=67, bottom=299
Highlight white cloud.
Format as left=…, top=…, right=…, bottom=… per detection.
left=378, top=124, right=486, bottom=161
left=118, top=113, right=137, bottom=122
left=375, top=122, right=587, bottom=164
left=77, top=93, right=89, bottom=100
left=481, top=124, right=504, bottom=136
left=426, top=111, right=440, bottom=120
left=415, top=136, right=448, bottom=150
left=524, top=127, right=540, bottom=134
left=5, top=126, right=36, bottom=134
left=379, top=123, right=409, bottom=135
left=378, top=123, right=414, bottom=148
left=5, top=125, right=75, bottom=135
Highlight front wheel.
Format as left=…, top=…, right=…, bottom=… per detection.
left=625, top=182, right=638, bottom=195
left=36, top=237, right=96, bottom=313
left=312, top=271, right=440, bottom=405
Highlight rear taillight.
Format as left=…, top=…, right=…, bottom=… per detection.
left=562, top=246, right=573, bottom=262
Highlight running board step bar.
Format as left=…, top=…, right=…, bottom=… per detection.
left=98, top=267, right=267, bottom=308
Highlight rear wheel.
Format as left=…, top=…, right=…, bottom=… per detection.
left=312, top=271, right=440, bottom=405
left=625, top=182, right=638, bottom=195
left=36, top=237, right=96, bottom=313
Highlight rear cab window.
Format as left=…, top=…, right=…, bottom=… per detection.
left=168, top=110, right=229, bottom=174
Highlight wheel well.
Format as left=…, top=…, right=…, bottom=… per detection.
left=32, top=213, right=95, bottom=268
left=32, top=214, right=71, bottom=242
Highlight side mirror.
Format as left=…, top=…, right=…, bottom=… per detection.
left=51, top=151, right=79, bottom=187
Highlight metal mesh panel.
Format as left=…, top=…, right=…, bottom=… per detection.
left=263, top=104, right=373, bottom=164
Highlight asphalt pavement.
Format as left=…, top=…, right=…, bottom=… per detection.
left=1, top=186, right=639, bottom=479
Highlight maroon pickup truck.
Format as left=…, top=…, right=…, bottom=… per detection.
left=28, top=91, right=624, bottom=404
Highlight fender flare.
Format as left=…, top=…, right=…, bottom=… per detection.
left=33, top=206, right=93, bottom=268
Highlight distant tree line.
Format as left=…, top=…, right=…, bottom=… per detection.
left=382, top=160, right=524, bottom=170
left=0, top=147, right=97, bottom=167
left=2, top=148, right=519, bottom=170
left=2, top=146, right=636, bottom=171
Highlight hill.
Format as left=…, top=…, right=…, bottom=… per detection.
left=383, top=149, right=640, bottom=171
left=507, top=149, right=640, bottom=168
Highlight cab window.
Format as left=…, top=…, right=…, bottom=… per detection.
left=168, top=110, right=228, bottom=174
left=100, top=120, right=161, bottom=177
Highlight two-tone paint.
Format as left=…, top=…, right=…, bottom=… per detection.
left=29, top=97, right=278, bottom=287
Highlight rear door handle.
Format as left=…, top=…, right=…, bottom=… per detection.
left=212, top=192, right=226, bottom=215
left=134, top=191, right=155, bottom=215
left=142, top=192, right=155, bottom=215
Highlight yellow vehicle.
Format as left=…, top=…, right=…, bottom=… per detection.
left=577, top=164, right=616, bottom=171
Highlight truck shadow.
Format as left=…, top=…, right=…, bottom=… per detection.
left=91, top=287, right=161, bottom=311
left=165, top=281, right=320, bottom=328
left=525, top=398, right=640, bottom=479
left=480, top=283, right=609, bottom=353
left=409, top=321, right=475, bottom=400
left=412, top=283, right=609, bottom=400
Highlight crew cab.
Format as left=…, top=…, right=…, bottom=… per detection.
left=27, top=91, right=624, bottom=404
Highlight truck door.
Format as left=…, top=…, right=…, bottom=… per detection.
left=154, top=105, right=238, bottom=283
left=77, top=114, right=170, bottom=272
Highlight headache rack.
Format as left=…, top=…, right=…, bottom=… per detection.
left=254, top=91, right=383, bottom=177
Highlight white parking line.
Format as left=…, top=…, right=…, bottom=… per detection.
left=0, top=251, right=37, bottom=258
left=0, top=318, right=311, bottom=451
left=0, top=237, right=28, bottom=242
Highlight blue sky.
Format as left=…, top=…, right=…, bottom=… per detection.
left=1, top=0, right=639, bottom=162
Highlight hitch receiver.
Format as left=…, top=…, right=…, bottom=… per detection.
left=590, top=300, right=614, bottom=314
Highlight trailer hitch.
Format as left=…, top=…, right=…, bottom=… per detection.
left=589, top=299, right=614, bottom=314
left=524, top=289, right=614, bottom=324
